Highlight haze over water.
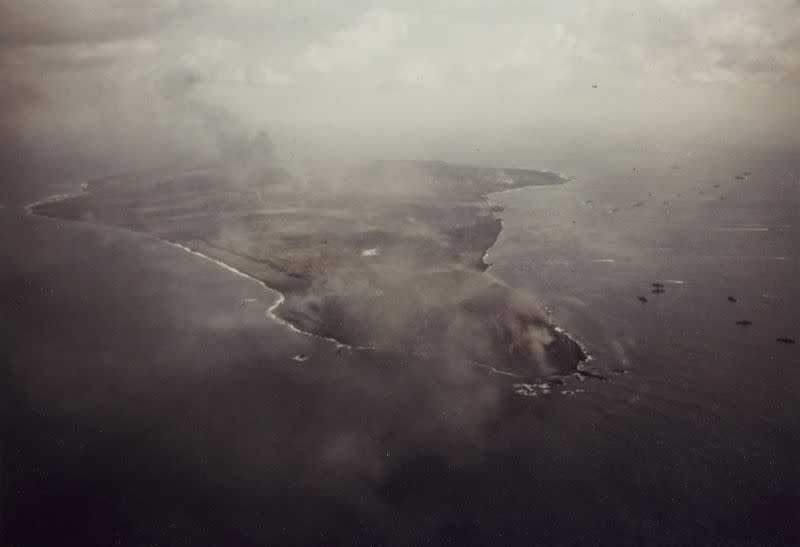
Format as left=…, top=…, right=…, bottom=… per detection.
left=488, top=141, right=800, bottom=542
left=2, top=1, right=800, bottom=545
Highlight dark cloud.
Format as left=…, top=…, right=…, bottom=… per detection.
left=0, top=1, right=192, bottom=47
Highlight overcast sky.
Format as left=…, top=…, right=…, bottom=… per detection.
left=2, top=0, right=799, bottom=173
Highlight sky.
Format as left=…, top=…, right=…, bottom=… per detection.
left=1, top=0, right=799, bottom=190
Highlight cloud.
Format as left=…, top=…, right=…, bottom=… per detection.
left=4, top=1, right=799, bottom=91
left=298, top=9, right=409, bottom=72
left=586, top=0, right=800, bottom=86
left=1, top=0, right=798, bottom=204
left=0, top=0, right=191, bottom=47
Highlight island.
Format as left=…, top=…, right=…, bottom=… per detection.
left=31, top=160, right=586, bottom=378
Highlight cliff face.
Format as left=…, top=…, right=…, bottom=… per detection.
left=32, top=161, right=584, bottom=378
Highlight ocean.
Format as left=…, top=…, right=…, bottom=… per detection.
left=2, top=141, right=798, bottom=546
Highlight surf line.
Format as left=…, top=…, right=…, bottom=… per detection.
left=24, top=188, right=356, bottom=351
left=147, top=240, right=363, bottom=350
left=24, top=190, right=87, bottom=215
left=480, top=174, right=570, bottom=268
left=151, top=243, right=526, bottom=376
left=484, top=177, right=593, bottom=370
left=23, top=194, right=485, bottom=370
left=27, top=179, right=587, bottom=377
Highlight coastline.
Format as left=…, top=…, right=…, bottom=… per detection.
left=26, top=165, right=590, bottom=380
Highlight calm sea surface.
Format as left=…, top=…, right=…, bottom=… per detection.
left=2, top=143, right=798, bottom=546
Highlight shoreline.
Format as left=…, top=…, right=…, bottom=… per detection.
left=483, top=179, right=595, bottom=370
left=480, top=172, right=572, bottom=268
left=26, top=166, right=590, bottom=380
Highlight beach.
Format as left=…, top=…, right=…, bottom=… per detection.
left=29, top=160, right=587, bottom=379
